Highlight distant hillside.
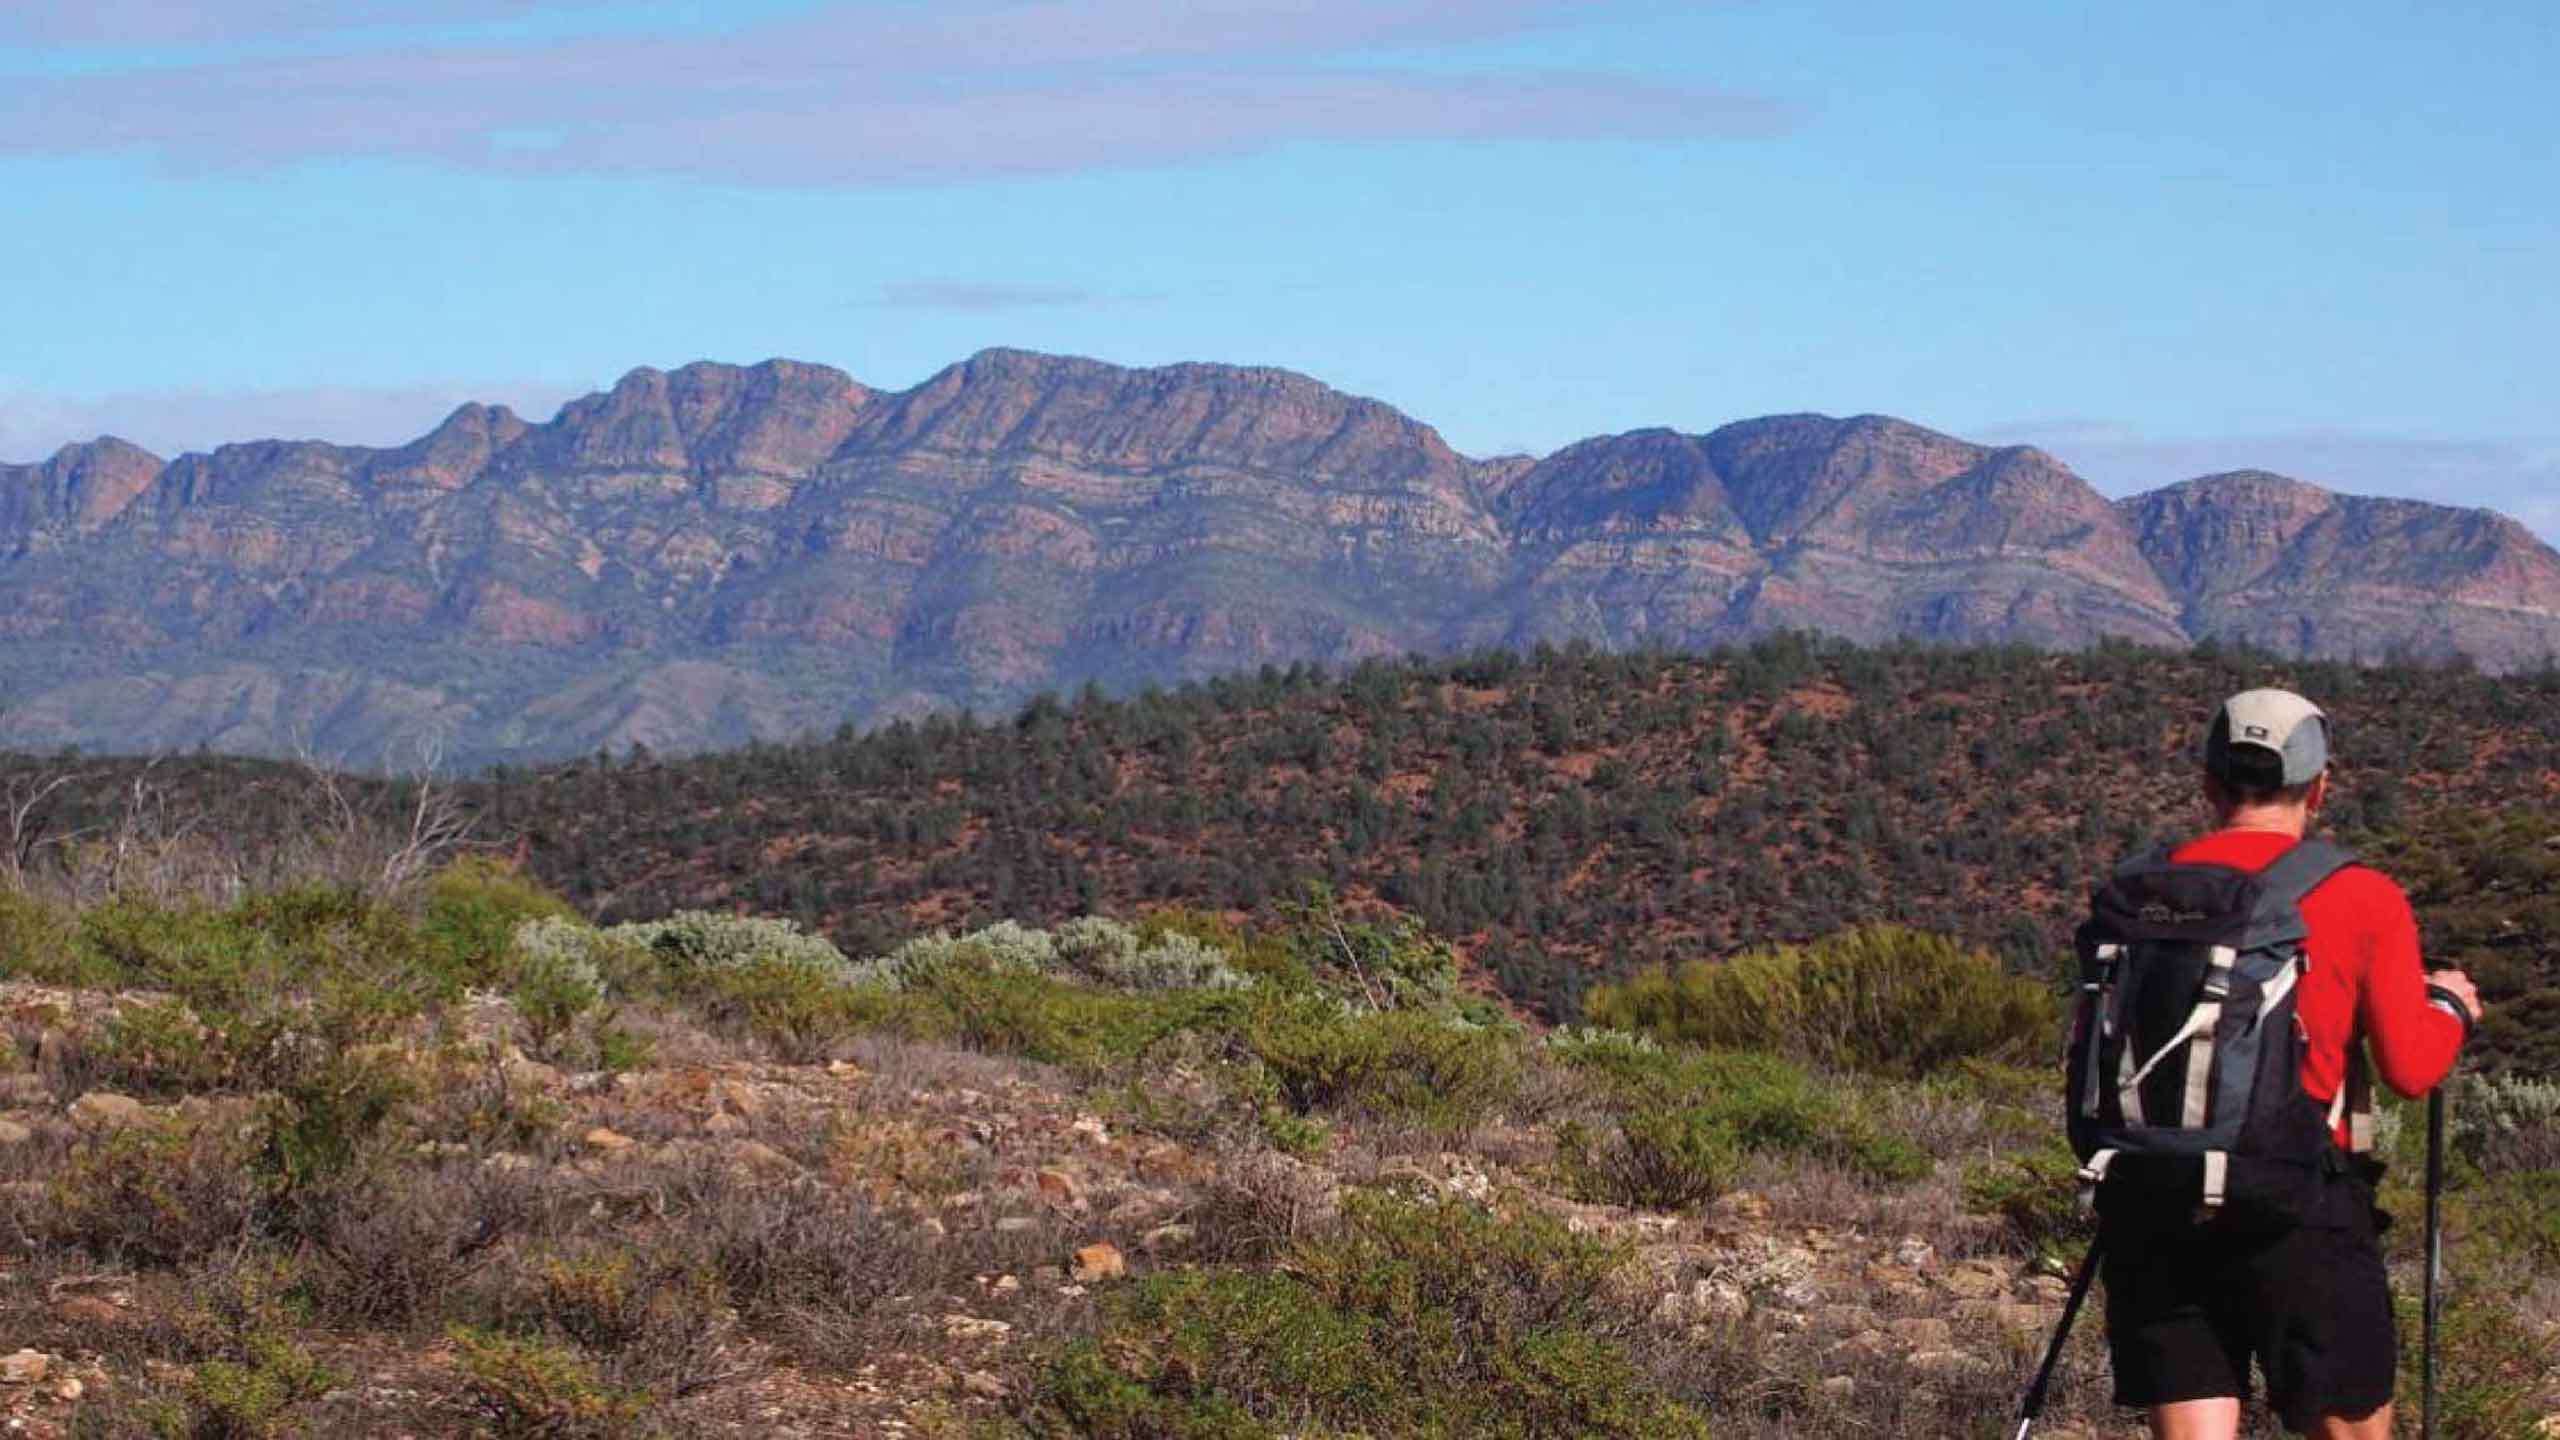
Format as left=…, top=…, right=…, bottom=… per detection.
left=16, top=638, right=2553, bottom=1072
left=6, top=351, right=2559, bottom=766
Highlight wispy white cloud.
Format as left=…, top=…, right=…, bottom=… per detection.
left=0, top=0, right=589, bottom=45
left=1984, top=418, right=2560, bottom=546
left=869, top=280, right=1117, bottom=311
left=0, top=378, right=586, bottom=464
left=0, top=0, right=1790, bottom=185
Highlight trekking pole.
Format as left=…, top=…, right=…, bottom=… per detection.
left=2422, top=1080, right=2446, bottom=1440
left=2013, top=1241, right=2103, bottom=1440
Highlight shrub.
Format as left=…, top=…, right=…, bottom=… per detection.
left=1242, top=993, right=1521, bottom=1127
left=2451, top=1073, right=2560, bottom=1174
left=1556, top=1050, right=1930, bottom=1210
left=1962, top=1141, right=2092, bottom=1264
left=0, top=887, right=79, bottom=983
left=506, top=916, right=610, bottom=1056
left=924, top=967, right=1239, bottom=1071
left=1024, top=1192, right=1711, bottom=1439
left=158, top=1260, right=337, bottom=1440
left=451, top=1328, right=655, bottom=1439
left=522, top=1247, right=738, bottom=1403
left=2470, top=1169, right=2560, bottom=1269
left=1052, top=916, right=1254, bottom=991
left=1584, top=925, right=2057, bottom=1077
left=690, top=956, right=904, bottom=1063
left=45, top=1118, right=262, bottom=1268
left=421, top=856, right=580, bottom=989
left=876, top=918, right=1056, bottom=984
left=1277, top=886, right=1462, bottom=1012
left=301, top=1158, right=538, bottom=1326
left=612, top=910, right=854, bottom=982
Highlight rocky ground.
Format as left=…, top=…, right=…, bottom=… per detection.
left=0, top=976, right=2218, bottom=1439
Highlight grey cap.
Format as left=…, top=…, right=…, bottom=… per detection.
left=2204, top=688, right=2330, bottom=788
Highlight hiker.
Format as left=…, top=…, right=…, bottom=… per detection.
left=2073, top=688, right=2481, bottom=1440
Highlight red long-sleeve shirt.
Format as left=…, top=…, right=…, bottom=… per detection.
left=2171, top=829, right=2463, bottom=1143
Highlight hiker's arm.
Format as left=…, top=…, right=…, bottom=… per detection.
left=2355, top=873, right=2466, bottom=1098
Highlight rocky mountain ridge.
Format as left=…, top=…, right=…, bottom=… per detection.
left=4, top=349, right=2556, bottom=766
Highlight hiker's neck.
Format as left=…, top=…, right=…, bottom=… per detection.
left=2212, top=801, right=2314, bottom=838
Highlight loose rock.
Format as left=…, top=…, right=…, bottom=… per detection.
left=69, top=1092, right=147, bottom=1131
left=1072, top=1242, right=1127, bottom=1283
left=0, top=1348, right=50, bottom=1385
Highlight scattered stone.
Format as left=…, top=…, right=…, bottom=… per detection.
left=1036, top=1168, right=1082, bottom=1206
left=730, top=1141, right=795, bottom=1175
left=0, top=1072, right=47, bottom=1104
left=1819, top=1375, right=1857, bottom=1402
left=69, top=1092, right=147, bottom=1130
left=51, top=1296, right=129, bottom=1328
left=703, top=1111, right=749, bottom=1138
left=1070, top=1115, right=1111, bottom=1146
left=505, top=1057, right=565, bottom=1093
left=582, top=1126, right=635, bottom=1153
left=989, top=1275, right=1022, bottom=1296
left=1909, top=1347, right=1995, bottom=1381
left=1072, top=1242, right=1127, bottom=1283
left=0, top=1349, right=49, bottom=1385
left=942, top=1314, right=1012, bottom=1341
left=826, top=1059, right=864, bottom=1079
left=1941, top=1259, right=2009, bottom=1301
left=1828, top=1329, right=1893, bottom=1362
left=960, top=1370, right=1008, bottom=1400
left=995, top=1217, right=1040, bottom=1235
left=1141, top=1223, right=1197, bottom=1255
left=716, top=1080, right=766, bottom=1119
left=1892, top=1237, right=1937, bottom=1270
left=0, top=1117, right=30, bottom=1146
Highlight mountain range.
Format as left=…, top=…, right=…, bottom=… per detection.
left=5, top=348, right=2557, bottom=767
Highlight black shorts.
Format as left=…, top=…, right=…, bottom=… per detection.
left=2100, top=1194, right=2395, bottom=1433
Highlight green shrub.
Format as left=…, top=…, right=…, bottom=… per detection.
left=2469, top=1169, right=2560, bottom=1268
left=1558, top=1106, right=1738, bottom=1210
left=1584, top=924, right=2057, bottom=1077
left=1024, top=1193, right=1711, bottom=1439
left=1962, top=1141, right=2092, bottom=1264
left=1276, top=885, right=1462, bottom=1012
left=925, top=967, right=1240, bottom=1071
left=0, top=887, right=80, bottom=983
left=2392, top=1284, right=2549, bottom=1438
left=421, top=856, right=580, bottom=989
left=520, top=1247, right=736, bottom=1405
left=1136, top=908, right=1304, bottom=987
left=451, top=1328, right=655, bottom=1439
left=693, top=956, right=903, bottom=1063
left=1242, top=993, right=1521, bottom=1127
left=1556, top=1049, right=1929, bottom=1209
left=156, top=1260, right=337, bottom=1440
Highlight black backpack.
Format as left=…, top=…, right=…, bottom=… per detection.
left=2066, top=839, right=2372, bottom=1230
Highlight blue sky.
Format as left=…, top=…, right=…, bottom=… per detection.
left=1, top=0, right=2552, bottom=540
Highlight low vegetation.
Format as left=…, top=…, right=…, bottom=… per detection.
left=0, top=643, right=2553, bottom=1435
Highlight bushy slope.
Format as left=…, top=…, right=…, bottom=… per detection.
left=13, top=637, right=2557, bottom=1073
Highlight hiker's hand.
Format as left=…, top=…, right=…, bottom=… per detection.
left=2426, top=969, right=2482, bottom=1023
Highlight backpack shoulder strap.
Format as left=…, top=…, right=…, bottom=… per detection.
left=2237, top=838, right=2355, bottom=956
left=2252, top=839, right=2357, bottom=912
left=2110, top=843, right=2174, bottom=880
